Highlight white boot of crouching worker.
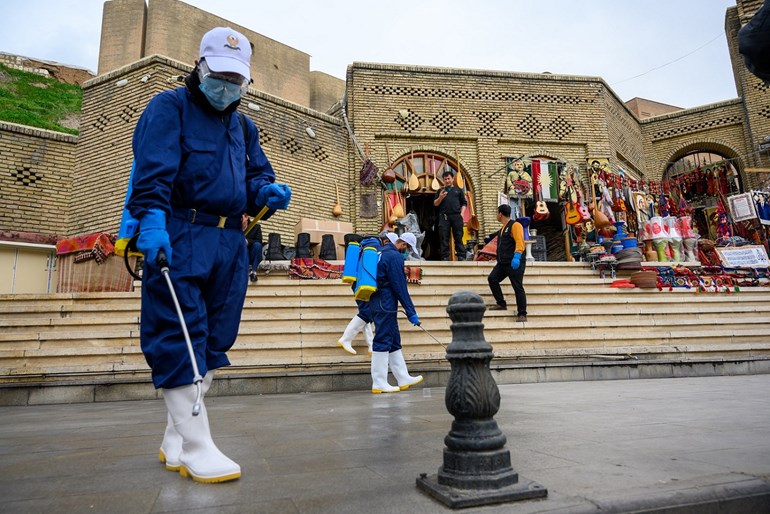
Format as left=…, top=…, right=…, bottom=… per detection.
left=161, top=380, right=240, bottom=483
left=371, top=351, right=400, bottom=393
left=389, top=350, right=423, bottom=390
left=363, top=323, right=374, bottom=355
left=337, top=315, right=366, bottom=355
left=159, top=371, right=215, bottom=471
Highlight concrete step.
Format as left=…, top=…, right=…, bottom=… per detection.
left=1, top=261, right=769, bottom=398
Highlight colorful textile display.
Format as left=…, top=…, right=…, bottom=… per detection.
left=289, top=258, right=343, bottom=280
left=56, top=232, right=116, bottom=264
left=289, top=258, right=422, bottom=284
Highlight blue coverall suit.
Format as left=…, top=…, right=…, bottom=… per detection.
left=370, top=242, right=417, bottom=353
left=128, top=83, right=275, bottom=389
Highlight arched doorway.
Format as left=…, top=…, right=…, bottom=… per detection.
left=664, top=147, right=742, bottom=240
left=381, top=151, right=475, bottom=260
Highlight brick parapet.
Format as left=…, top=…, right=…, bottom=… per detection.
left=0, top=123, right=76, bottom=235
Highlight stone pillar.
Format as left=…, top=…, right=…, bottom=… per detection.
left=416, top=290, right=547, bottom=509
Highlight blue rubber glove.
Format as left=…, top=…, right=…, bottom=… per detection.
left=256, top=183, right=292, bottom=210
left=137, top=209, right=172, bottom=267
left=408, top=313, right=420, bottom=326
left=510, top=252, right=522, bottom=270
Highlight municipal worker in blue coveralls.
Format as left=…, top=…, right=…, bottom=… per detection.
left=369, top=232, right=424, bottom=393
left=127, top=27, right=291, bottom=484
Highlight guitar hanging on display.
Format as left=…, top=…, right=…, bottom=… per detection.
left=532, top=160, right=550, bottom=221
left=564, top=180, right=582, bottom=225
left=576, top=184, right=592, bottom=223
left=590, top=171, right=612, bottom=229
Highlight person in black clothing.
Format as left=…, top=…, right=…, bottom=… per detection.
left=487, top=204, right=527, bottom=322
left=433, top=170, right=467, bottom=260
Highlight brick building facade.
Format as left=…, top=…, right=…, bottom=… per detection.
left=0, top=0, right=768, bottom=268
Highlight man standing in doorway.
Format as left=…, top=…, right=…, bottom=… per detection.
left=433, top=169, right=467, bottom=261
left=487, top=204, right=527, bottom=322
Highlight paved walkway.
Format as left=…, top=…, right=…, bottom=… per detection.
left=1, top=374, right=769, bottom=513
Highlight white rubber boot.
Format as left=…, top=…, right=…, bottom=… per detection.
left=389, top=350, right=424, bottom=390
left=159, top=371, right=215, bottom=471
left=162, top=382, right=240, bottom=483
left=371, top=351, right=400, bottom=393
left=363, top=323, right=374, bottom=355
left=337, top=315, right=366, bottom=355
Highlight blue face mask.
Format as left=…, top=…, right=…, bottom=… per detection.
left=199, top=76, right=242, bottom=111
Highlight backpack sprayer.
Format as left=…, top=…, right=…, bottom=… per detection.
left=342, top=237, right=448, bottom=349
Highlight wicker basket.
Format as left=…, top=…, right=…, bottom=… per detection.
left=57, top=253, right=135, bottom=293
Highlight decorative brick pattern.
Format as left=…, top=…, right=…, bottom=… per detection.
left=365, top=85, right=590, bottom=104
left=0, top=122, right=76, bottom=234
left=474, top=112, right=503, bottom=137
left=394, top=109, right=424, bottom=132
left=311, top=145, right=329, bottom=162
left=548, top=116, right=575, bottom=140
left=12, top=166, right=41, bottom=186
left=517, top=114, right=545, bottom=138
left=430, top=110, right=459, bottom=134
left=650, top=115, right=745, bottom=141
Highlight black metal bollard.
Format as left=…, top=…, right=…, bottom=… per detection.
left=416, top=290, right=547, bottom=509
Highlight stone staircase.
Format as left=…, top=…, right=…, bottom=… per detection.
left=2, top=260, right=770, bottom=405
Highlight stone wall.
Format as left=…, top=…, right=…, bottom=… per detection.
left=640, top=100, right=750, bottom=183
left=73, top=56, right=348, bottom=240
left=0, top=122, right=76, bottom=235
left=309, top=71, right=345, bottom=113
left=97, top=0, right=339, bottom=109
left=0, top=53, right=94, bottom=86
left=345, top=63, right=636, bottom=236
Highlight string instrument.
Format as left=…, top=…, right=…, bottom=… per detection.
left=382, top=143, right=396, bottom=184
left=332, top=181, right=342, bottom=217
left=590, top=171, right=611, bottom=229
left=564, top=176, right=581, bottom=225
left=454, top=146, right=464, bottom=188
left=532, top=161, right=550, bottom=221
left=452, top=146, right=480, bottom=231
left=408, top=148, right=420, bottom=191
left=467, top=190, right=480, bottom=231
left=600, top=182, right=616, bottom=224
left=576, top=186, right=591, bottom=223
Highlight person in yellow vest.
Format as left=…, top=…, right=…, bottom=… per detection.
left=486, top=204, right=527, bottom=322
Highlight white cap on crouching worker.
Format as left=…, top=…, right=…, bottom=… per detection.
left=385, top=233, right=399, bottom=245
left=397, top=233, right=419, bottom=255
left=200, top=27, right=252, bottom=80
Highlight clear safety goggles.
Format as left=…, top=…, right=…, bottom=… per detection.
left=199, top=59, right=250, bottom=92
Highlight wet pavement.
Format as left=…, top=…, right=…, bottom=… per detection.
left=1, top=374, right=769, bottom=513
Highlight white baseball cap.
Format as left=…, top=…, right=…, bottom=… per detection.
left=200, top=27, right=251, bottom=80
left=385, top=233, right=399, bottom=245
left=397, top=232, right=418, bottom=254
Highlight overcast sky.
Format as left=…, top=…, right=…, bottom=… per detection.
left=0, top=0, right=741, bottom=109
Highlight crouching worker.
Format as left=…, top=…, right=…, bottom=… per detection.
left=369, top=233, right=424, bottom=393
left=127, top=27, right=291, bottom=483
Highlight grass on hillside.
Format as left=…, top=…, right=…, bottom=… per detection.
left=0, top=63, right=82, bottom=135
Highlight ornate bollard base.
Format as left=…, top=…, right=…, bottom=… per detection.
left=417, top=471, right=547, bottom=509
left=417, top=290, right=548, bottom=509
